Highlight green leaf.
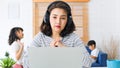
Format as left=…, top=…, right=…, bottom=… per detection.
left=0, top=57, right=16, bottom=68
left=5, top=52, right=9, bottom=57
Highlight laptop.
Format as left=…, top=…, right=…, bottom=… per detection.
left=28, top=47, right=83, bottom=68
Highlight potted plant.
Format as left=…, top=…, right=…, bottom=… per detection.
left=0, top=52, right=16, bottom=68
left=101, top=37, right=120, bottom=68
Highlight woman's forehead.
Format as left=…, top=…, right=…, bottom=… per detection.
left=50, top=8, right=67, bottom=15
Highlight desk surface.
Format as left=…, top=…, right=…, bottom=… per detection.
left=92, top=67, right=107, bottom=68
left=0, top=66, right=107, bottom=68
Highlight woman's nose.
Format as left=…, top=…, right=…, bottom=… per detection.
left=56, top=18, right=61, bottom=24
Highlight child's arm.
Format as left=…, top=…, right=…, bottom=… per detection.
left=91, top=55, right=97, bottom=59
left=91, top=48, right=99, bottom=59
left=16, top=40, right=24, bottom=60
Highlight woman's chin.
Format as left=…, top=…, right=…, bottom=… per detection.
left=54, top=29, right=61, bottom=33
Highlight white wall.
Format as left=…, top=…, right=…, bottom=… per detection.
left=0, top=0, right=32, bottom=58
left=89, top=0, right=120, bottom=59
left=0, top=0, right=120, bottom=59
left=89, top=0, right=120, bottom=44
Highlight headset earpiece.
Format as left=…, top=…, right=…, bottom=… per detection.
left=43, top=11, right=50, bottom=24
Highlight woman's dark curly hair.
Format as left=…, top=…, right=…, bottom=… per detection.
left=8, top=27, right=23, bottom=45
left=40, top=1, right=75, bottom=37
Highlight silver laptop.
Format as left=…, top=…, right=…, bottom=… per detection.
left=28, top=47, right=83, bottom=68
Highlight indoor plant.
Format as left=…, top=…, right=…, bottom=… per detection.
left=0, top=52, right=16, bottom=68
left=101, top=37, right=120, bottom=68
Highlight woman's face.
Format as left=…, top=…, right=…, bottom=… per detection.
left=50, top=8, right=67, bottom=33
left=16, top=30, right=24, bottom=39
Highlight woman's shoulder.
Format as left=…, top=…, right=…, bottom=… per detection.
left=67, top=33, right=80, bottom=39
left=34, top=32, right=46, bottom=38
left=32, top=32, right=49, bottom=42
left=64, top=33, right=84, bottom=47
left=63, top=33, right=80, bottom=41
left=35, top=32, right=43, bottom=36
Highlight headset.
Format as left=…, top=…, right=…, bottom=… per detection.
left=43, top=1, right=73, bottom=24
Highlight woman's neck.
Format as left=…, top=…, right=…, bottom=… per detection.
left=52, top=32, right=61, bottom=41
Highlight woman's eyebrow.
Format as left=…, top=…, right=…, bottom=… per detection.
left=52, top=14, right=67, bottom=17
left=61, top=15, right=67, bottom=17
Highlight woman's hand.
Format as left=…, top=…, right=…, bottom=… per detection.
left=50, top=40, right=66, bottom=47
left=50, top=40, right=57, bottom=47
left=55, top=41, right=66, bottom=47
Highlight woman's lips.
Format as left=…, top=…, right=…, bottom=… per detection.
left=55, top=25, right=61, bottom=28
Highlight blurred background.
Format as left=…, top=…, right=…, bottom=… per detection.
left=0, top=0, right=120, bottom=59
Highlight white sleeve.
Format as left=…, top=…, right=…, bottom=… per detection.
left=91, top=49, right=99, bottom=57
left=12, top=42, right=20, bottom=52
left=10, top=42, right=20, bottom=61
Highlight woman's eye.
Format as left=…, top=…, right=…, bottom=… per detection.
left=53, top=17, right=57, bottom=19
left=61, top=18, right=66, bottom=20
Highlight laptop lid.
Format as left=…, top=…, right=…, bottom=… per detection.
left=28, top=47, right=83, bottom=68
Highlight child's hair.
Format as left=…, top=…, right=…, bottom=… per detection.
left=87, top=40, right=96, bottom=47
left=8, top=27, right=23, bottom=45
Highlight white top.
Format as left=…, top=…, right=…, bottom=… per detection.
left=30, top=32, right=94, bottom=67
left=10, top=41, right=29, bottom=68
left=91, top=48, right=99, bottom=62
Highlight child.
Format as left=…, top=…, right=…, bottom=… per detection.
left=87, top=40, right=99, bottom=62
left=8, top=27, right=29, bottom=68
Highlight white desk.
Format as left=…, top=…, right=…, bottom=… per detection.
left=92, top=67, right=107, bottom=68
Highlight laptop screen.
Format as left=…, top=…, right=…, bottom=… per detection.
left=28, top=47, right=83, bottom=68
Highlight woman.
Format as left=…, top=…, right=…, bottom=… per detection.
left=31, top=1, right=93, bottom=67
left=8, top=27, right=29, bottom=68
